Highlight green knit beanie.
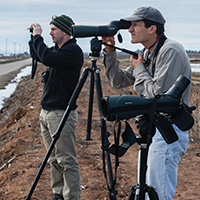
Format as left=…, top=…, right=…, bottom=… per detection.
left=50, top=15, right=75, bottom=35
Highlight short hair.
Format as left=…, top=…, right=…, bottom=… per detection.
left=143, top=19, right=165, bottom=35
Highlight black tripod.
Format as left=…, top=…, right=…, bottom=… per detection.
left=25, top=37, right=117, bottom=200
left=127, top=116, right=159, bottom=200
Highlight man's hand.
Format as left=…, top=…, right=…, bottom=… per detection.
left=130, top=52, right=143, bottom=69
left=101, top=36, right=115, bottom=52
left=29, top=23, right=43, bottom=36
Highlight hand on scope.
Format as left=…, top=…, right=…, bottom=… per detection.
left=29, top=23, right=43, bottom=36
left=101, top=36, right=115, bottom=52
left=130, top=52, right=143, bottom=69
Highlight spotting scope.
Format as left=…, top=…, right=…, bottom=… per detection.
left=101, top=75, right=194, bottom=132
left=71, top=20, right=131, bottom=38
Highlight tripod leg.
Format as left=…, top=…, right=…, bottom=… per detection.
left=94, top=67, right=103, bottom=115
left=147, top=186, right=159, bottom=200
left=94, top=65, right=117, bottom=198
left=25, top=67, right=92, bottom=200
left=131, top=141, right=159, bottom=200
left=25, top=133, right=59, bottom=200
left=127, top=142, right=149, bottom=200
left=127, top=184, right=159, bottom=200
left=86, top=71, right=94, bottom=140
left=137, top=144, right=149, bottom=200
left=127, top=184, right=139, bottom=200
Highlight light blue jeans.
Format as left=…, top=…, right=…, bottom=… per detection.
left=139, top=124, right=189, bottom=200
left=39, top=109, right=80, bottom=200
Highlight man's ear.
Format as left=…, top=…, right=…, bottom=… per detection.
left=149, top=25, right=157, bottom=35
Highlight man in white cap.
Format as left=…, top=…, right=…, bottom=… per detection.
left=102, top=6, right=191, bottom=200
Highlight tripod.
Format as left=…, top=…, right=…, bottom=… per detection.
left=25, top=37, right=117, bottom=200
left=127, top=116, right=159, bottom=200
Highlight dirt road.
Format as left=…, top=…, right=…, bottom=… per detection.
left=0, top=58, right=32, bottom=76
left=0, top=58, right=32, bottom=89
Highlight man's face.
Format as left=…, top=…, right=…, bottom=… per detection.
left=49, top=24, right=65, bottom=44
left=128, top=20, right=150, bottom=44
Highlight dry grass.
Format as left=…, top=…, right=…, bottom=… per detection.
left=189, top=84, right=200, bottom=139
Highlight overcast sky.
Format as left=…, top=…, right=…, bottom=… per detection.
left=0, top=0, right=200, bottom=54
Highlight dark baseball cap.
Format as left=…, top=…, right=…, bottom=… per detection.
left=121, top=6, right=166, bottom=25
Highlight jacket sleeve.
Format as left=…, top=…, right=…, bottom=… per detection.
left=32, top=35, right=82, bottom=68
left=103, top=50, right=135, bottom=88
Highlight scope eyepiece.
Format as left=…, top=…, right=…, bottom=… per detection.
left=164, top=75, right=190, bottom=99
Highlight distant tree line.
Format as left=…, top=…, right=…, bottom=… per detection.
left=117, top=49, right=200, bottom=55
left=186, top=50, right=200, bottom=54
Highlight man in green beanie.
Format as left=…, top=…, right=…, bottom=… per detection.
left=29, top=15, right=83, bottom=200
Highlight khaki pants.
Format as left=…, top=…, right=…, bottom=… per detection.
left=39, top=109, right=80, bottom=200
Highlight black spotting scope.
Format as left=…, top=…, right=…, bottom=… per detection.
left=101, top=75, right=194, bottom=132
left=71, top=20, right=131, bottom=38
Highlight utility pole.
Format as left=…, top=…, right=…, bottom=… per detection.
left=19, top=44, right=21, bottom=54
left=13, top=42, right=16, bottom=57
left=5, top=38, right=7, bottom=56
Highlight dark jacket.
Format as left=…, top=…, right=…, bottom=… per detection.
left=29, top=35, right=83, bottom=110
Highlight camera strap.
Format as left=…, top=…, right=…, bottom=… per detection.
left=151, top=34, right=167, bottom=76
left=30, top=34, right=38, bottom=79
left=31, top=58, right=37, bottom=79
left=101, top=120, right=136, bottom=196
left=104, top=121, right=136, bottom=157
left=101, top=120, right=121, bottom=195
left=146, top=95, right=160, bottom=145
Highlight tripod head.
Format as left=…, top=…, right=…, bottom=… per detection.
left=89, top=36, right=138, bottom=59
left=89, top=37, right=102, bottom=58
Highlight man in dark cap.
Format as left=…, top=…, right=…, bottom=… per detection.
left=102, top=6, right=191, bottom=200
left=29, top=15, right=83, bottom=200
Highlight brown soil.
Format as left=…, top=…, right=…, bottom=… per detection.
left=0, top=57, right=200, bottom=200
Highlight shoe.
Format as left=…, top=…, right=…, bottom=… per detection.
left=51, top=194, right=64, bottom=200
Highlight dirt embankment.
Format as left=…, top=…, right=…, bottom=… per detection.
left=0, top=58, right=200, bottom=200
